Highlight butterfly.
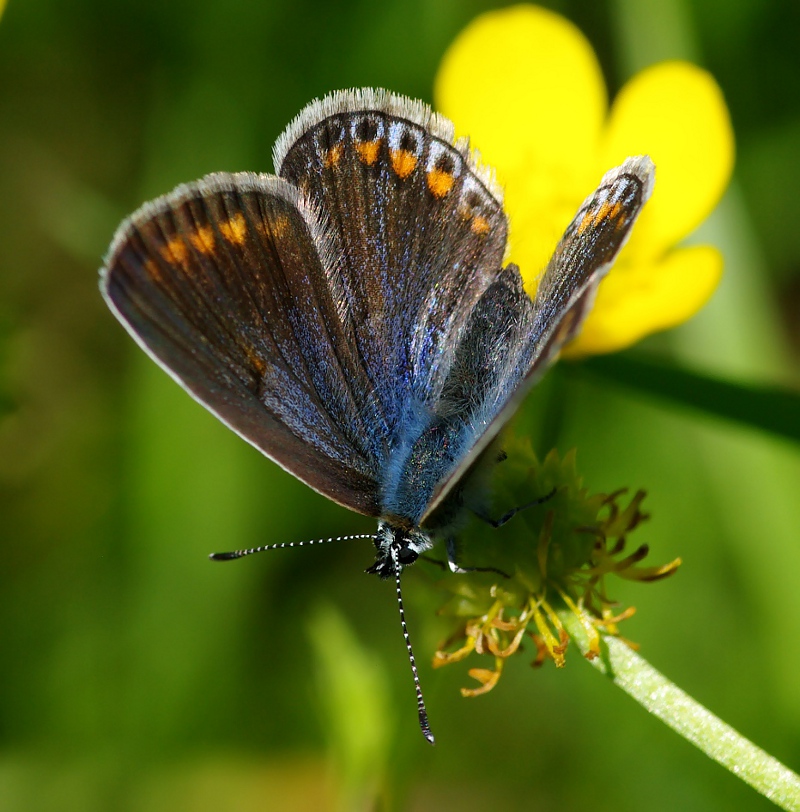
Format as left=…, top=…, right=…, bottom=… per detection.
left=101, top=88, right=654, bottom=743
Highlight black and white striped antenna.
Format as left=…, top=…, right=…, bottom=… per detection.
left=211, top=532, right=436, bottom=744
left=391, top=545, right=435, bottom=744
left=209, top=533, right=375, bottom=561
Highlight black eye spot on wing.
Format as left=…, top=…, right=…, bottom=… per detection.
left=356, top=117, right=378, bottom=142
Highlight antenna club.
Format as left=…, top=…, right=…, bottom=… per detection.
left=420, top=715, right=435, bottom=745
left=209, top=551, right=245, bottom=561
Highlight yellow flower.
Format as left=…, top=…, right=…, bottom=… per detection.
left=435, top=5, right=734, bottom=355
left=431, top=443, right=681, bottom=696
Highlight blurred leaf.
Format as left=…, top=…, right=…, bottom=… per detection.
left=308, top=604, right=393, bottom=812
left=0, top=311, right=14, bottom=418
left=578, top=353, right=800, bottom=444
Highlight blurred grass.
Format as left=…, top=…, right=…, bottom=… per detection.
left=308, top=603, right=393, bottom=810
left=580, top=352, right=800, bottom=444
left=0, top=0, right=798, bottom=810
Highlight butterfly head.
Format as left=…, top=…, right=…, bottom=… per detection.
left=366, top=520, right=434, bottom=580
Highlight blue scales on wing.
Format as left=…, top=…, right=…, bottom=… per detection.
left=394, top=154, right=656, bottom=527
left=102, top=87, right=653, bottom=532
left=276, top=89, right=510, bottom=522
left=278, top=91, right=653, bottom=528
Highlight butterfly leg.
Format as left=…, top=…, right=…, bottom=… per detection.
left=417, top=549, right=489, bottom=575
left=471, top=487, right=557, bottom=528
left=445, top=537, right=511, bottom=578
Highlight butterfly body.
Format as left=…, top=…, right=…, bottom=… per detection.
left=101, top=88, right=654, bottom=740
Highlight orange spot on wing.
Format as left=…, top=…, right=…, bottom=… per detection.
left=269, top=214, right=291, bottom=239
left=576, top=200, right=625, bottom=235
left=244, top=346, right=267, bottom=376
left=606, top=201, right=625, bottom=229
left=597, top=200, right=623, bottom=224
left=427, top=168, right=454, bottom=198
left=390, top=148, right=417, bottom=179
left=355, top=139, right=382, bottom=166
left=323, top=144, right=343, bottom=168
left=219, top=212, right=247, bottom=245
left=159, top=237, right=189, bottom=265
left=189, top=225, right=216, bottom=254
left=575, top=211, right=594, bottom=236
left=470, top=215, right=491, bottom=236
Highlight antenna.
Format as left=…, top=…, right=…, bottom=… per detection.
left=209, top=534, right=375, bottom=561
left=391, top=545, right=435, bottom=745
left=212, top=533, right=435, bottom=743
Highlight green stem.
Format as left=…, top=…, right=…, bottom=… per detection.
left=559, top=609, right=800, bottom=811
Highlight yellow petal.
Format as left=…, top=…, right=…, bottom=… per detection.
left=506, top=176, right=593, bottom=294
left=435, top=5, right=607, bottom=180
left=565, top=245, right=724, bottom=356
left=600, top=62, right=734, bottom=253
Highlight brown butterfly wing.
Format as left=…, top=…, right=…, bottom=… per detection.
left=102, top=172, right=383, bottom=515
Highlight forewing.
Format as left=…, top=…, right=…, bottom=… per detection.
left=421, top=156, right=656, bottom=522
left=101, top=172, right=384, bottom=516
left=275, top=89, right=508, bottom=438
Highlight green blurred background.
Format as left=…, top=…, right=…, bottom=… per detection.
left=1, top=0, right=799, bottom=809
